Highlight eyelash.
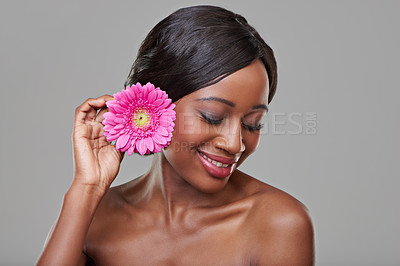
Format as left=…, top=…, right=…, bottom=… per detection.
left=200, top=112, right=264, bottom=132
left=242, top=122, right=264, bottom=132
left=200, top=112, right=223, bottom=124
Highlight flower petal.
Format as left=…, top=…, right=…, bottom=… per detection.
left=126, top=85, right=137, bottom=101
left=103, top=125, right=113, bottom=131
left=146, top=82, right=155, bottom=90
left=114, top=124, right=124, bottom=130
left=134, top=83, right=143, bottom=98
left=157, top=126, right=169, bottom=136
left=107, top=104, right=117, bottom=113
left=152, top=133, right=167, bottom=145
left=148, top=90, right=157, bottom=102
left=142, top=84, right=150, bottom=99
left=113, top=91, right=123, bottom=101
left=118, top=99, right=129, bottom=108
left=127, top=143, right=135, bottom=156
left=159, top=98, right=172, bottom=110
left=103, top=112, right=115, bottom=119
left=153, top=142, right=162, bottom=153
left=105, top=101, right=116, bottom=110
left=168, top=103, right=176, bottom=110
left=153, top=98, right=164, bottom=107
left=136, top=139, right=147, bottom=155
left=114, top=117, right=124, bottom=124
left=145, top=137, right=154, bottom=152
left=153, top=88, right=162, bottom=100
left=167, top=125, right=174, bottom=133
left=116, top=134, right=130, bottom=150
left=110, top=128, right=121, bottom=135
left=106, top=134, right=119, bottom=142
left=160, top=115, right=172, bottom=126
left=114, top=104, right=126, bottom=113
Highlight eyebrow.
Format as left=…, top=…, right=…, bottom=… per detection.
left=252, top=104, right=269, bottom=112
left=195, top=97, right=235, bottom=107
left=195, top=97, right=268, bottom=112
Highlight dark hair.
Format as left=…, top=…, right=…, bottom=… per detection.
left=125, top=5, right=277, bottom=103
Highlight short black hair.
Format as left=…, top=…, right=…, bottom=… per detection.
left=125, top=5, right=277, bottom=103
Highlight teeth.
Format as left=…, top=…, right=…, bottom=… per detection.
left=200, top=152, right=230, bottom=168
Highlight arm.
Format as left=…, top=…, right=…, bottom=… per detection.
left=36, top=96, right=123, bottom=265
left=37, top=184, right=104, bottom=265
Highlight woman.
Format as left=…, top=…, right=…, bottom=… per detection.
left=37, top=5, right=314, bottom=265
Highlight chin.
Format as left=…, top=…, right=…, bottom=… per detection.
left=185, top=167, right=234, bottom=195
left=194, top=181, right=229, bottom=194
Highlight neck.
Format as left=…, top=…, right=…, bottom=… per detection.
left=123, top=152, right=236, bottom=219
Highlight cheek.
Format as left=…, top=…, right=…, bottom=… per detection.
left=164, top=113, right=208, bottom=159
left=238, top=132, right=261, bottom=165
left=245, top=131, right=261, bottom=151
left=168, top=111, right=216, bottom=148
left=169, top=113, right=201, bottom=148
left=162, top=116, right=212, bottom=183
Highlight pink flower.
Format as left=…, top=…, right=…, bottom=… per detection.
left=102, top=82, right=176, bottom=156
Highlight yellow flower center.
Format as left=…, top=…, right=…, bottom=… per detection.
left=133, top=110, right=150, bottom=127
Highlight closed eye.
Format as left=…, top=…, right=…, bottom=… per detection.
left=200, top=112, right=223, bottom=125
left=200, top=111, right=264, bottom=131
left=242, top=122, right=264, bottom=132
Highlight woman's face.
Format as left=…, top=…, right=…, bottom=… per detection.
left=163, top=59, right=269, bottom=193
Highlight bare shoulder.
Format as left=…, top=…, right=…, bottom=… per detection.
left=231, top=170, right=313, bottom=229
left=85, top=185, right=130, bottom=237
left=90, top=184, right=130, bottom=222
left=232, top=170, right=314, bottom=265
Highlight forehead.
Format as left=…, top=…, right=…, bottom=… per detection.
left=181, top=59, right=269, bottom=108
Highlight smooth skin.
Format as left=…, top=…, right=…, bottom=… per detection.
left=37, top=60, right=314, bottom=265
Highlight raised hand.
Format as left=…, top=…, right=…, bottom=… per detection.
left=72, top=95, right=124, bottom=194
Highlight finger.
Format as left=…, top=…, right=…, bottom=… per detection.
left=75, top=98, right=105, bottom=124
left=84, top=104, right=99, bottom=123
left=96, top=106, right=110, bottom=123
left=99, top=94, right=114, bottom=102
left=89, top=95, right=115, bottom=122
left=85, top=95, right=115, bottom=122
left=74, top=95, right=113, bottom=124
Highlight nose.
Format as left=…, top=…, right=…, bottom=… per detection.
left=214, top=117, right=245, bottom=155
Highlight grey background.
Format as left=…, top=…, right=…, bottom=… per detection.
left=1, top=0, right=399, bottom=265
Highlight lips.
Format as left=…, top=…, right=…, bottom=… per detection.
left=197, top=150, right=239, bottom=179
left=198, top=150, right=238, bottom=165
left=199, top=152, right=230, bottom=168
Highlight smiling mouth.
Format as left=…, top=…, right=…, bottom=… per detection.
left=196, top=150, right=239, bottom=179
left=198, top=151, right=230, bottom=168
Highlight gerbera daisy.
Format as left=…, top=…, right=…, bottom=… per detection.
left=102, top=82, right=176, bottom=156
